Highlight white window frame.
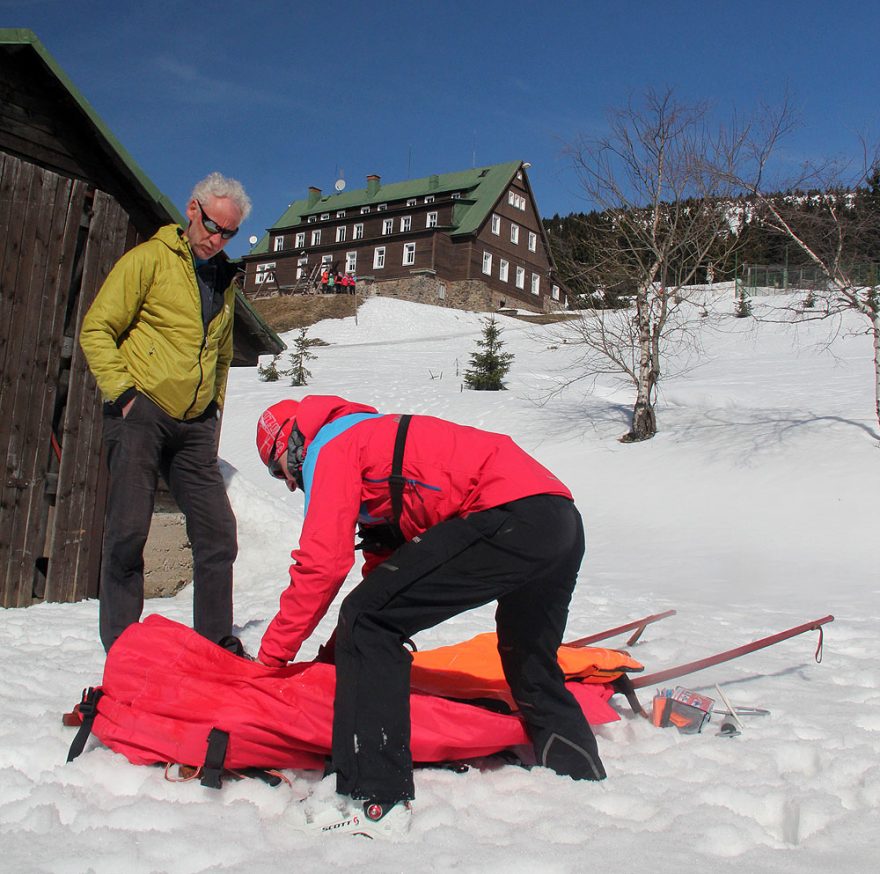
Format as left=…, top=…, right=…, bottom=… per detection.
left=382, top=218, right=394, bottom=235
left=377, top=203, right=387, bottom=212
left=345, top=251, right=357, bottom=273
left=274, top=236, right=284, bottom=252
left=321, top=254, right=332, bottom=268
left=499, top=259, right=509, bottom=282
left=510, top=224, right=519, bottom=245
left=255, top=262, right=276, bottom=284
left=531, top=273, right=540, bottom=295
left=373, top=246, right=386, bottom=269
left=296, top=256, right=308, bottom=279
left=402, top=242, right=416, bottom=266
left=400, top=216, right=412, bottom=232
left=307, top=215, right=317, bottom=223
left=491, top=214, right=501, bottom=235
left=360, top=206, right=370, bottom=214
left=406, top=198, right=417, bottom=206
left=425, top=195, right=435, bottom=203
left=551, top=284, right=560, bottom=301
left=310, top=229, right=321, bottom=246
left=353, top=223, right=364, bottom=240
left=451, top=192, right=461, bottom=199
left=528, top=231, right=537, bottom=252
left=336, top=210, right=346, bottom=218
left=336, top=225, right=347, bottom=242
left=426, top=211, right=438, bottom=228
left=508, top=190, right=516, bottom=206
left=482, top=251, right=493, bottom=275
left=515, top=266, right=525, bottom=289
left=320, top=212, right=330, bottom=220
left=295, top=231, right=305, bottom=248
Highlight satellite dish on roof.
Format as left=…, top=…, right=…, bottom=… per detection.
left=248, top=235, right=258, bottom=246
left=334, top=178, right=346, bottom=192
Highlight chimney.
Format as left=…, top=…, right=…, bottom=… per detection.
left=307, top=186, right=321, bottom=207
left=428, top=174, right=439, bottom=190
left=366, top=174, right=380, bottom=197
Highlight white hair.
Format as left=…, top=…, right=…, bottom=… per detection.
left=191, top=172, right=252, bottom=220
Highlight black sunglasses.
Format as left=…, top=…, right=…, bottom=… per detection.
left=196, top=200, right=239, bottom=239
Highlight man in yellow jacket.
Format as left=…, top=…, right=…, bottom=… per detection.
left=80, top=172, right=251, bottom=652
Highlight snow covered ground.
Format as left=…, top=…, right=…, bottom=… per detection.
left=1, top=292, right=877, bottom=873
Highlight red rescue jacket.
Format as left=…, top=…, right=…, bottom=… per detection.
left=258, top=395, right=573, bottom=665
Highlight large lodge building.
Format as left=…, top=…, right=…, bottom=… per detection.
left=242, top=160, right=566, bottom=313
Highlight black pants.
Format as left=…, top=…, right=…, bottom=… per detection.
left=99, top=395, right=237, bottom=652
left=331, top=494, right=605, bottom=802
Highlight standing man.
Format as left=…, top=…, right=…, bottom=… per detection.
left=254, top=395, right=605, bottom=839
left=80, top=172, right=251, bottom=653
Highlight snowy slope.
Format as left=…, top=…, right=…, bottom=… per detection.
left=0, top=293, right=877, bottom=873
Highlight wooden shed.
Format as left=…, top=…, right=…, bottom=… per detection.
left=0, top=29, right=284, bottom=608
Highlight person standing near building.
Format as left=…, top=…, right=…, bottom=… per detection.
left=254, top=394, right=605, bottom=838
left=80, top=172, right=251, bottom=653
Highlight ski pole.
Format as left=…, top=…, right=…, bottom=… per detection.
left=631, top=614, right=834, bottom=690
left=564, top=609, right=677, bottom=648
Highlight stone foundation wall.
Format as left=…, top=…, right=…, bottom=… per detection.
left=360, top=274, right=546, bottom=314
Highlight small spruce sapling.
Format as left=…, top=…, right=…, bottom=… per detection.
left=463, top=316, right=514, bottom=391
left=288, top=327, right=318, bottom=386
left=257, top=354, right=283, bottom=382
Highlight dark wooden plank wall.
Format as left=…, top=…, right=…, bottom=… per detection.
left=44, top=189, right=132, bottom=602
left=0, top=157, right=132, bottom=606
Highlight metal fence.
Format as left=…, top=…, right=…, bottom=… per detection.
left=741, top=263, right=880, bottom=295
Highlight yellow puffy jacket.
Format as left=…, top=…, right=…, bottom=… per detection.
left=80, top=225, right=236, bottom=420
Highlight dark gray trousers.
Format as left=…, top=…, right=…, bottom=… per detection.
left=331, top=494, right=605, bottom=803
left=99, top=394, right=237, bottom=652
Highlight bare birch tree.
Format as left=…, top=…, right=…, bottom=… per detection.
left=738, top=141, right=880, bottom=430
left=557, top=88, right=772, bottom=441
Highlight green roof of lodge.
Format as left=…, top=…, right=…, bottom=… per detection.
left=0, top=28, right=183, bottom=226
left=250, top=160, right=524, bottom=255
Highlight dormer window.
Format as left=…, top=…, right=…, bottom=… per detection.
left=320, top=212, right=330, bottom=220
left=360, top=206, right=370, bottom=214
left=377, top=203, right=387, bottom=212
left=406, top=198, right=417, bottom=206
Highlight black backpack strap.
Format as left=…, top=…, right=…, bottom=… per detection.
left=66, top=688, right=104, bottom=763
left=611, top=674, right=648, bottom=718
left=200, top=728, right=229, bottom=789
left=388, top=414, right=412, bottom=530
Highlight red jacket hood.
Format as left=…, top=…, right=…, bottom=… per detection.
left=295, top=395, right=378, bottom=443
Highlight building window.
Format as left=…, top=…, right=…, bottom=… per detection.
left=321, top=254, right=332, bottom=268
left=360, top=206, right=370, bottom=214
left=491, top=214, right=501, bottom=235
left=354, top=223, right=364, bottom=240
left=400, top=216, right=412, bottom=232
left=382, top=218, right=394, bottom=235
left=510, top=224, right=519, bottom=244
left=551, top=284, right=560, bottom=301
left=377, top=203, right=387, bottom=212
left=336, top=210, right=346, bottom=218
left=308, top=215, right=317, bottom=223
left=296, top=256, right=308, bottom=279
left=295, top=231, right=305, bottom=248
left=255, top=262, right=276, bottom=284
left=320, top=212, right=330, bottom=220
left=274, top=236, right=284, bottom=252
left=451, top=192, right=461, bottom=199
left=528, top=231, right=537, bottom=252
left=482, top=251, right=493, bottom=275
left=515, top=266, right=525, bottom=289
left=336, top=225, right=347, bottom=242
left=508, top=190, right=516, bottom=206
left=499, top=259, right=509, bottom=282
left=373, top=246, right=386, bottom=269
left=531, top=273, right=540, bottom=295
left=406, top=198, right=417, bottom=206
left=426, top=211, right=438, bottom=228
left=403, top=242, right=416, bottom=266
left=425, top=195, right=435, bottom=203
left=345, top=251, right=357, bottom=273
left=311, top=229, right=321, bottom=246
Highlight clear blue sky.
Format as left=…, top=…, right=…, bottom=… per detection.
left=8, top=0, right=880, bottom=257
